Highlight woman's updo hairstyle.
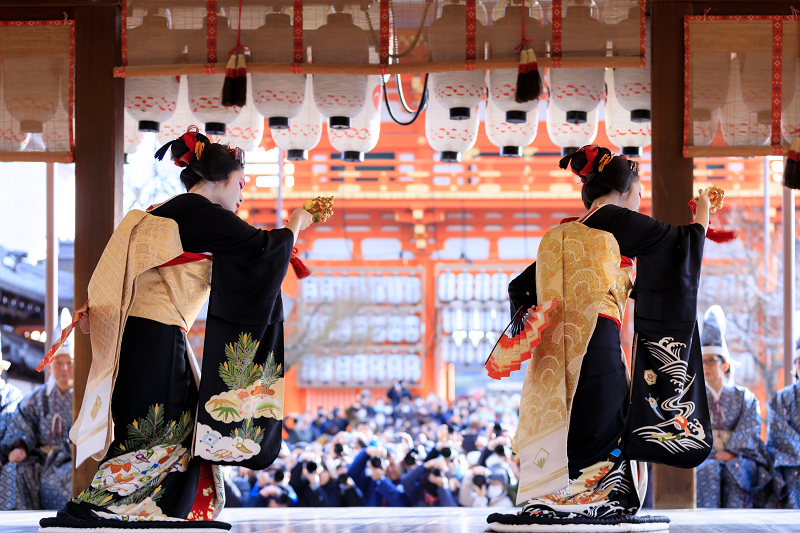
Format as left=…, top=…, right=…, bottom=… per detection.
left=559, top=145, right=636, bottom=209
left=154, top=125, right=244, bottom=191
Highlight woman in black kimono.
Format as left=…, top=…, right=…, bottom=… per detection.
left=40, top=127, right=313, bottom=530
left=486, top=145, right=711, bottom=531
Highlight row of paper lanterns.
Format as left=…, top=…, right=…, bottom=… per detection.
left=304, top=312, right=422, bottom=345
left=440, top=336, right=495, bottom=367
left=437, top=271, right=517, bottom=302
left=301, top=275, right=422, bottom=305
left=299, top=353, right=422, bottom=385
left=441, top=304, right=511, bottom=335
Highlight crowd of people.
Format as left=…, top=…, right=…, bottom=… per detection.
left=223, top=383, right=521, bottom=509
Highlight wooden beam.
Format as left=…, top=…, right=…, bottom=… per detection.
left=72, top=3, right=123, bottom=496
left=651, top=0, right=697, bottom=509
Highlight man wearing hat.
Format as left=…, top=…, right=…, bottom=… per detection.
left=696, top=305, right=774, bottom=508
left=0, top=332, right=24, bottom=444
left=0, top=343, right=73, bottom=510
left=766, top=337, right=800, bottom=508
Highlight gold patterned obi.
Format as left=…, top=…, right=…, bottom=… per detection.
left=128, top=259, right=212, bottom=331
left=597, top=258, right=634, bottom=326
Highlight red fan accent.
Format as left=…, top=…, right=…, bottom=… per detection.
left=485, top=297, right=557, bottom=380
left=290, top=247, right=311, bottom=279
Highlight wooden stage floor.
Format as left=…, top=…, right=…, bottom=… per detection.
left=2, top=507, right=799, bottom=533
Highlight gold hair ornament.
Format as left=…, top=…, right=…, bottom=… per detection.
left=597, top=154, right=613, bottom=173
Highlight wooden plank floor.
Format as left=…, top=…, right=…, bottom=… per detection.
left=2, top=508, right=799, bottom=533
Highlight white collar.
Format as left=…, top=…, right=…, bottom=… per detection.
left=707, top=383, right=725, bottom=402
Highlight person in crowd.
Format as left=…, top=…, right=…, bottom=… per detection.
left=247, top=461, right=297, bottom=507
left=348, top=443, right=408, bottom=506
left=459, top=466, right=514, bottom=508
left=485, top=145, right=711, bottom=530
left=388, top=379, right=412, bottom=407
left=401, top=455, right=457, bottom=507
left=0, top=350, right=24, bottom=443
left=0, top=348, right=73, bottom=510
left=696, top=306, right=775, bottom=508
left=766, top=340, right=800, bottom=508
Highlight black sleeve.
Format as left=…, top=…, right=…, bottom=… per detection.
left=508, top=262, right=537, bottom=318
left=582, top=205, right=700, bottom=259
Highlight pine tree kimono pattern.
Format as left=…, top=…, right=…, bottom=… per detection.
left=767, top=382, right=800, bottom=509
left=42, top=194, right=293, bottom=529
left=696, top=384, right=773, bottom=508
left=0, top=381, right=72, bottom=510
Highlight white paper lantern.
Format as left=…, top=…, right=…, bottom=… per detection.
left=370, top=276, right=388, bottom=304
left=387, top=354, right=405, bottom=381
left=441, top=307, right=454, bottom=334
left=352, top=354, right=369, bottom=383
left=605, top=69, right=650, bottom=157
left=490, top=272, right=509, bottom=301
left=403, top=315, right=421, bottom=344
left=319, top=276, right=335, bottom=303
left=604, top=0, right=639, bottom=25
left=251, top=13, right=306, bottom=130
left=387, top=316, right=404, bottom=344
left=546, top=74, right=600, bottom=155
left=691, top=52, right=731, bottom=123
left=301, top=277, right=319, bottom=302
left=334, top=355, right=352, bottom=383
left=456, top=272, right=474, bottom=300
left=123, top=110, right=144, bottom=158
left=425, top=95, right=479, bottom=163
left=403, top=354, right=422, bottom=383
left=549, top=68, right=604, bottom=124
left=328, top=75, right=382, bottom=162
left=0, top=80, right=26, bottom=151
left=311, top=12, right=369, bottom=129
left=124, top=15, right=186, bottom=132
left=428, top=3, right=486, bottom=120
left=438, top=271, right=457, bottom=302
left=188, top=74, right=241, bottom=136
left=318, top=356, right=335, bottom=383
left=463, top=341, right=477, bottom=366
left=721, top=56, right=769, bottom=147
left=489, top=3, right=544, bottom=123
left=271, top=75, right=322, bottom=161
left=613, top=17, right=651, bottom=122
left=386, top=276, right=404, bottom=305
left=370, top=315, right=388, bottom=343
left=212, top=79, right=265, bottom=152
left=404, top=277, right=422, bottom=304
left=494, top=303, right=508, bottom=332
left=2, top=58, right=61, bottom=135
left=440, top=337, right=454, bottom=363
left=474, top=273, right=492, bottom=301
left=478, top=339, right=494, bottom=367
left=693, top=117, right=717, bottom=147
left=300, top=358, right=318, bottom=383
left=369, top=354, right=386, bottom=382
left=485, top=97, right=537, bottom=157
left=169, top=6, right=206, bottom=29
left=739, top=51, right=773, bottom=126
left=156, top=76, right=193, bottom=144
left=782, top=58, right=800, bottom=144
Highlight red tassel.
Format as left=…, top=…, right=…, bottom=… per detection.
left=706, top=228, right=737, bottom=243
left=290, top=248, right=311, bottom=279
left=688, top=199, right=737, bottom=243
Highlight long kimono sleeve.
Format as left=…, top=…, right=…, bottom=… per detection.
left=508, top=262, right=536, bottom=318
left=727, top=388, right=768, bottom=460
left=0, top=384, right=23, bottom=444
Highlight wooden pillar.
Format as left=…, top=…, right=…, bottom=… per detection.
left=72, top=3, right=124, bottom=495
left=651, top=0, right=696, bottom=509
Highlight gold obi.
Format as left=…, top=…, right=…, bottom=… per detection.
left=597, top=263, right=634, bottom=325
left=128, top=260, right=212, bottom=331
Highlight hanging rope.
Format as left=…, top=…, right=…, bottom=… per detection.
left=382, top=73, right=429, bottom=125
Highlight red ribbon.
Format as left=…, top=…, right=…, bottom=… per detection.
left=571, top=144, right=599, bottom=180
left=688, top=198, right=737, bottom=243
